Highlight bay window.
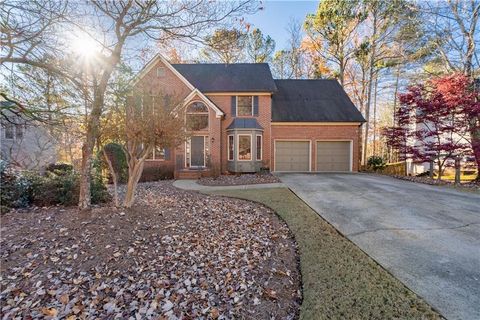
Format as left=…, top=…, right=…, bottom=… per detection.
left=228, top=135, right=234, bottom=161
left=238, top=135, right=252, bottom=161
left=256, top=135, right=262, bottom=160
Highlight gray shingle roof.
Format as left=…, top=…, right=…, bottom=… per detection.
left=172, top=63, right=277, bottom=93
left=272, top=80, right=365, bottom=122
left=227, top=118, right=264, bottom=130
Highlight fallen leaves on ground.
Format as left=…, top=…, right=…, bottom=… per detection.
left=198, top=173, right=281, bottom=186
left=0, top=181, right=300, bottom=319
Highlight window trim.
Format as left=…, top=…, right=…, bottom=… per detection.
left=185, top=100, right=209, bottom=131
left=236, top=96, right=254, bottom=117
left=228, top=135, right=234, bottom=161
left=237, top=134, right=252, bottom=161
left=256, top=134, right=262, bottom=161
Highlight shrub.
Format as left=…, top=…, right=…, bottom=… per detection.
left=32, top=171, right=110, bottom=207
left=140, top=164, right=174, bottom=182
left=367, top=156, right=386, bottom=171
left=45, top=163, right=74, bottom=175
left=0, top=160, right=110, bottom=210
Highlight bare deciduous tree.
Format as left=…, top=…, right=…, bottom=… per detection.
left=1, top=0, right=258, bottom=209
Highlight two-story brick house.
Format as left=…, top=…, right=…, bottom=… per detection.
left=130, top=54, right=365, bottom=179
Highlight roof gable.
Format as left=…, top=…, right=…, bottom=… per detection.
left=272, top=80, right=365, bottom=123
left=130, top=54, right=194, bottom=91
left=172, top=63, right=277, bottom=93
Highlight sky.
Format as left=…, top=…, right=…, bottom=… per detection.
left=246, top=1, right=319, bottom=50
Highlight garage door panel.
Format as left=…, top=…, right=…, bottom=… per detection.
left=275, top=141, right=310, bottom=172
left=316, top=141, right=351, bottom=172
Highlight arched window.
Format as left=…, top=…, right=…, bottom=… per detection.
left=186, top=102, right=209, bottom=131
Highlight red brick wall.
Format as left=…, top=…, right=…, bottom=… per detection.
left=271, top=124, right=361, bottom=172
left=207, top=94, right=272, bottom=172
left=141, top=159, right=175, bottom=181
left=133, top=59, right=191, bottom=98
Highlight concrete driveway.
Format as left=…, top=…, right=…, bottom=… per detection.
left=278, top=173, right=480, bottom=320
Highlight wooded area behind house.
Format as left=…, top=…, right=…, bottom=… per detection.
left=1, top=0, right=479, bottom=210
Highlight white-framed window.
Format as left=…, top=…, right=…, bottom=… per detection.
left=186, top=101, right=209, bottom=131
left=236, top=96, right=253, bottom=116
left=228, top=135, right=234, bottom=161
left=237, top=134, right=252, bottom=161
left=147, top=146, right=165, bottom=161
left=256, top=135, right=262, bottom=161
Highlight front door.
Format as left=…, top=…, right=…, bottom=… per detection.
left=191, top=136, right=205, bottom=167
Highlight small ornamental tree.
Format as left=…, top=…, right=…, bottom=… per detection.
left=433, top=74, right=480, bottom=180
left=384, top=74, right=473, bottom=180
left=102, top=90, right=186, bottom=208
left=122, top=93, right=186, bottom=208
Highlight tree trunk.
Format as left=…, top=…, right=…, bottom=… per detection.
left=373, top=75, right=379, bottom=156
left=78, top=143, right=92, bottom=209
left=103, top=148, right=119, bottom=207
left=78, top=90, right=104, bottom=210
left=124, top=157, right=146, bottom=208
left=455, top=157, right=461, bottom=185
left=437, top=158, right=443, bottom=181
left=429, top=160, right=434, bottom=179
left=362, top=14, right=378, bottom=165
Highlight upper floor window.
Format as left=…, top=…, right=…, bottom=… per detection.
left=186, top=102, right=209, bottom=131
left=237, top=96, right=253, bottom=116
left=2, top=123, right=22, bottom=140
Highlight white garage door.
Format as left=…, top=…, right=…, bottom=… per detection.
left=316, top=141, right=351, bottom=172
left=275, top=141, right=310, bottom=172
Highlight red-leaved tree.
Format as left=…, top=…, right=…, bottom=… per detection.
left=384, top=74, right=477, bottom=180
left=434, top=74, right=480, bottom=179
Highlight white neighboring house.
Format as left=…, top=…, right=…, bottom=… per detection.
left=405, top=120, right=471, bottom=176
left=0, top=100, right=57, bottom=170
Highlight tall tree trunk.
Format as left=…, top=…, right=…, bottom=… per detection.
left=78, top=143, right=93, bottom=209
left=78, top=86, right=104, bottom=210
left=77, top=42, right=123, bottom=209
left=362, top=14, right=378, bottom=165
left=372, top=75, right=379, bottom=155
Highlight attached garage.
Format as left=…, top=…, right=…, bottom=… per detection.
left=274, top=141, right=310, bottom=172
left=316, top=141, right=351, bottom=172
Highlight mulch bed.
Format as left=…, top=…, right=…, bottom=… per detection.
left=198, top=173, right=281, bottom=186
left=389, top=174, right=480, bottom=191
left=0, top=181, right=300, bottom=319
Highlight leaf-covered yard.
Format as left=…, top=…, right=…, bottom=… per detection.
left=0, top=182, right=301, bottom=319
